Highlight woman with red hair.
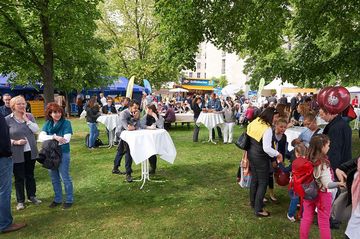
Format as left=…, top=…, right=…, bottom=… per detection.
left=38, top=102, right=74, bottom=209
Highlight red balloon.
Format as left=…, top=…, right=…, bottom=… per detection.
left=323, top=86, right=350, bottom=114
left=317, top=86, right=332, bottom=108
left=274, top=168, right=290, bottom=186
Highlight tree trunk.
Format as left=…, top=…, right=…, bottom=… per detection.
left=40, top=0, right=54, bottom=105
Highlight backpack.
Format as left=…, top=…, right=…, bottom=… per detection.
left=85, top=134, right=104, bottom=148
left=289, top=157, right=319, bottom=201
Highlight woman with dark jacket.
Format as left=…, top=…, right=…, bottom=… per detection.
left=101, top=96, right=117, bottom=114
left=5, top=96, right=40, bottom=211
left=140, top=104, right=164, bottom=174
left=38, top=103, right=74, bottom=209
left=86, top=96, right=101, bottom=149
left=192, top=96, right=203, bottom=142
left=246, top=107, right=282, bottom=217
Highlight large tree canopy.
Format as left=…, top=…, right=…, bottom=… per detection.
left=155, top=0, right=360, bottom=88
left=0, top=0, right=109, bottom=103
left=97, top=0, right=180, bottom=88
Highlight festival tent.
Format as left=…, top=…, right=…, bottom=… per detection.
left=346, top=86, right=360, bottom=93
left=262, top=78, right=316, bottom=96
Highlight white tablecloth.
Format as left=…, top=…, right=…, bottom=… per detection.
left=161, top=113, right=194, bottom=122
left=174, top=113, right=194, bottom=122
left=196, top=112, right=224, bottom=130
left=120, top=129, right=177, bottom=165
left=97, top=114, right=120, bottom=131
left=285, top=127, right=306, bottom=151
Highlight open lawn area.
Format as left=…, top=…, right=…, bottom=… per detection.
left=3, top=118, right=360, bottom=239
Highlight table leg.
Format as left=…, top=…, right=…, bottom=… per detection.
left=108, top=129, right=114, bottom=148
left=134, top=160, right=150, bottom=189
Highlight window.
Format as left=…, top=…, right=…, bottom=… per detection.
left=204, top=73, right=207, bottom=79
left=204, top=63, right=207, bottom=69
left=222, top=51, right=226, bottom=57
left=221, top=59, right=226, bottom=74
left=189, top=72, right=193, bottom=78
left=196, top=62, right=201, bottom=69
left=197, top=72, right=201, bottom=78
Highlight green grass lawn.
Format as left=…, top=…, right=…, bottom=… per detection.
left=3, top=119, right=360, bottom=239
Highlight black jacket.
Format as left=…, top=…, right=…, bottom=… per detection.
left=323, top=115, right=352, bottom=171
left=86, top=106, right=101, bottom=123
left=193, top=103, right=203, bottom=119
left=337, top=157, right=358, bottom=206
left=0, top=113, right=12, bottom=158
left=36, top=140, right=62, bottom=170
left=102, top=105, right=117, bottom=114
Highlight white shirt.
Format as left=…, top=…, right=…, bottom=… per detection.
left=262, top=127, right=279, bottom=158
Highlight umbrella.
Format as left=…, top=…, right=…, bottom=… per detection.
left=169, top=88, right=189, bottom=93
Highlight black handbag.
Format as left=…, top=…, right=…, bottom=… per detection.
left=235, top=132, right=250, bottom=150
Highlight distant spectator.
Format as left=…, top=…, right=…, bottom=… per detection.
left=164, top=103, right=176, bottom=130
left=279, top=94, right=288, bottom=105
left=99, top=92, right=107, bottom=107
left=352, top=96, right=359, bottom=108
left=0, top=93, right=12, bottom=117
left=101, top=97, right=117, bottom=114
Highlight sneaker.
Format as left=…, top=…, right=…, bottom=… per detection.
left=112, top=169, right=126, bottom=175
left=62, top=203, right=72, bottom=209
left=287, top=213, right=296, bottom=222
left=28, top=196, right=42, bottom=205
left=16, top=203, right=25, bottom=211
left=49, top=201, right=62, bottom=208
left=126, top=174, right=133, bottom=183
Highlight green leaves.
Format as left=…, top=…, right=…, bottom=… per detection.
left=155, top=0, right=360, bottom=87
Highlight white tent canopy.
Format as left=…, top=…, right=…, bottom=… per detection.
left=346, top=86, right=360, bottom=93
left=169, top=88, right=189, bottom=93
left=262, top=78, right=298, bottom=96
left=221, top=84, right=242, bottom=96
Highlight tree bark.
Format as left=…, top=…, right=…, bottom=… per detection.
left=40, top=0, right=54, bottom=105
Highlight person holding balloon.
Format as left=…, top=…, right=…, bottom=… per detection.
left=318, top=86, right=353, bottom=172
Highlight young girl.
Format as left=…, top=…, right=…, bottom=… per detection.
left=280, top=143, right=307, bottom=222
left=268, top=118, right=288, bottom=202
left=300, top=134, right=345, bottom=239
left=223, top=99, right=236, bottom=144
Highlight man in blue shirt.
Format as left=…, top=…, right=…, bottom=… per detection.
left=207, top=93, right=223, bottom=140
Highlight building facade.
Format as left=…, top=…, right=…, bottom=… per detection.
left=182, top=42, right=249, bottom=90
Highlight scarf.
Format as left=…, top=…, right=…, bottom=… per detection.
left=44, top=118, right=65, bottom=135
left=352, top=158, right=360, bottom=212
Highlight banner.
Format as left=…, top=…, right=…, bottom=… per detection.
left=126, top=76, right=135, bottom=98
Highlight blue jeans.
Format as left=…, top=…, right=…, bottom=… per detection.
left=88, top=122, right=99, bottom=148
left=288, top=189, right=299, bottom=217
left=49, top=152, right=74, bottom=203
left=0, top=157, right=13, bottom=231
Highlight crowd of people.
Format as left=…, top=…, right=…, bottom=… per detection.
left=0, top=94, right=73, bottom=233
left=0, top=90, right=359, bottom=238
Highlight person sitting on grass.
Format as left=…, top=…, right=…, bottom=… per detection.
left=140, top=104, right=164, bottom=174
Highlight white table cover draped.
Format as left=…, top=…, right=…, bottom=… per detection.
left=96, top=114, right=120, bottom=131
left=120, top=129, right=177, bottom=165
left=196, top=112, right=224, bottom=130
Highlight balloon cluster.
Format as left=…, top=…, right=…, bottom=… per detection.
left=317, top=86, right=350, bottom=114
left=274, top=168, right=290, bottom=186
